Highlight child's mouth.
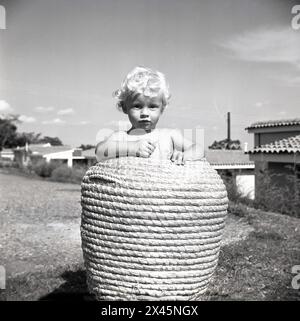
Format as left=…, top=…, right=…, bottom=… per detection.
left=139, top=120, right=151, bottom=125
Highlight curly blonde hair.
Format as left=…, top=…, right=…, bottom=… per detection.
left=113, top=66, right=171, bottom=112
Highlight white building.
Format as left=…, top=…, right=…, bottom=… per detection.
left=14, top=143, right=84, bottom=167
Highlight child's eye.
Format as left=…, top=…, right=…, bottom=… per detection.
left=132, top=105, right=141, bottom=109
left=149, top=105, right=159, bottom=109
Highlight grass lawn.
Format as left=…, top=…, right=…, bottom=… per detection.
left=3, top=208, right=299, bottom=301
left=205, top=207, right=300, bottom=300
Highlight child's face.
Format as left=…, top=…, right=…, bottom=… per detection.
left=124, top=93, right=164, bottom=132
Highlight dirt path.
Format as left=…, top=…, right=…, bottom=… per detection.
left=0, top=171, right=83, bottom=277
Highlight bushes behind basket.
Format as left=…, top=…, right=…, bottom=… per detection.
left=31, top=159, right=59, bottom=177
left=31, top=160, right=87, bottom=183
left=50, top=164, right=87, bottom=183
left=223, top=170, right=300, bottom=218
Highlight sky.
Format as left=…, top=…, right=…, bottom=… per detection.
left=0, top=0, right=300, bottom=149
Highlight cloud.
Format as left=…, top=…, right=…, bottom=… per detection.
left=254, top=101, right=270, bottom=107
left=278, top=111, right=287, bottom=116
left=19, top=115, right=36, bottom=123
left=42, top=118, right=66, bottom=125
left=275, top=75, right=300, bottom=87
left=68, top=120, right=91, bottom=126
left=35, top=106, right=55, bottom=113
left=254, top=102, right=263, bottom=107
left=57, top=108, right=74, bottom=115
left=106, top=120, right=131, bottom=130
left=220, top=27, right=300, bottom=68
left=0, top=100, right=12, bottom=112
left=78, top=121, right=90, bottom=125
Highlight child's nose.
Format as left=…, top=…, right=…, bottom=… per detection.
left=140, top=107, right=150, bottom=117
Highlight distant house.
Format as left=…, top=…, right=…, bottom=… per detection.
left=0, top=148, right=14, bottom=161
left=205, top=149, right=255, bottom=199
left=246, top=118, right=300, bottom=194
left=14, top=143, right=85, bottom=168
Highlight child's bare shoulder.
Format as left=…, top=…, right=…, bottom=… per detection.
left=96, top=130, right=127, bottom=146
left=107, top=130, right=128, bottom=141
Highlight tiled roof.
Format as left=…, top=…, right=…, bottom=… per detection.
left=205, top=150, right=253, bottom=166
left=246, top=118, right=300, bottom=130
left=30, top=145, right=73, bottom=156
left=248, top=135, right=300, bottom=154
left=15, top=144, right=73, bottom=156
left=1, top=148, right=14, bottom=153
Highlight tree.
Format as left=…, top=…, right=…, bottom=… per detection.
left=39, top=136, right=63, bottom=146
left=77, top=144, right=95, bottom=151
left=209, top=138, right=241, bottom=150
left=14, top=132, right=42, bottom=146
left=0, top=114, right=64, bottom=149
left=0, top=114, right=20, bottom=150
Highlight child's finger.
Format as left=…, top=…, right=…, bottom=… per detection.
left=148, top=143, right=156, bottom=152
left=149, top=140, right=158, bottom=148
left=149, top=143, right=157, bottom=150
left=171, top=152, right=176, bottom=162
left=180, top=155, right=185, bottom=165
left=175, top=152, right=184, bottom=165
left=146, top=143, right=154, bottom=151
left=149, top=142, right=156, bottom=150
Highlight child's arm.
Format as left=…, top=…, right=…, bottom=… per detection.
left=170, top=129, right=204, bottom=164
left=95, top=132, right=156, bottom=162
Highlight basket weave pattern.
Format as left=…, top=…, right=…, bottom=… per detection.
left=81, top=157, right=228, bottom=300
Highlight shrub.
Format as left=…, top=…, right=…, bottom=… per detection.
left=220, top=174, right=243, bottom=203
left=228, top=201, right=249, bottom=217
left=0, top=159, right=19, bottom=168
left=253, top=170, right=300, bottom=217
left=32, top=160, right=59, bottom=178
left=50, top=164, right=87, bottom=183
left=220, top=169, right=300, bottom=218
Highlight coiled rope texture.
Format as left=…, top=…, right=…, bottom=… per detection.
left=81, top=157, right=228, bottom=300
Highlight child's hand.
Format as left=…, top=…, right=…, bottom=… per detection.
left=170, top=150, right=185, bottom=165
left=134, top=139, right=156, bottom=158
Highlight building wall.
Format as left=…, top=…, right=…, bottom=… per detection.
left=0, top=151, right=14, bottom=160
left=255, top=131, right=300, bottom=146
left=254, top=161, right=268, bottom=194
left=13, top=150, right=30, bottom=167
left=73, top=158, right=96, bottom=167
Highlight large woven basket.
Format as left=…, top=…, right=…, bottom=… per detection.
left=81, top=157, right=228, bottom=300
